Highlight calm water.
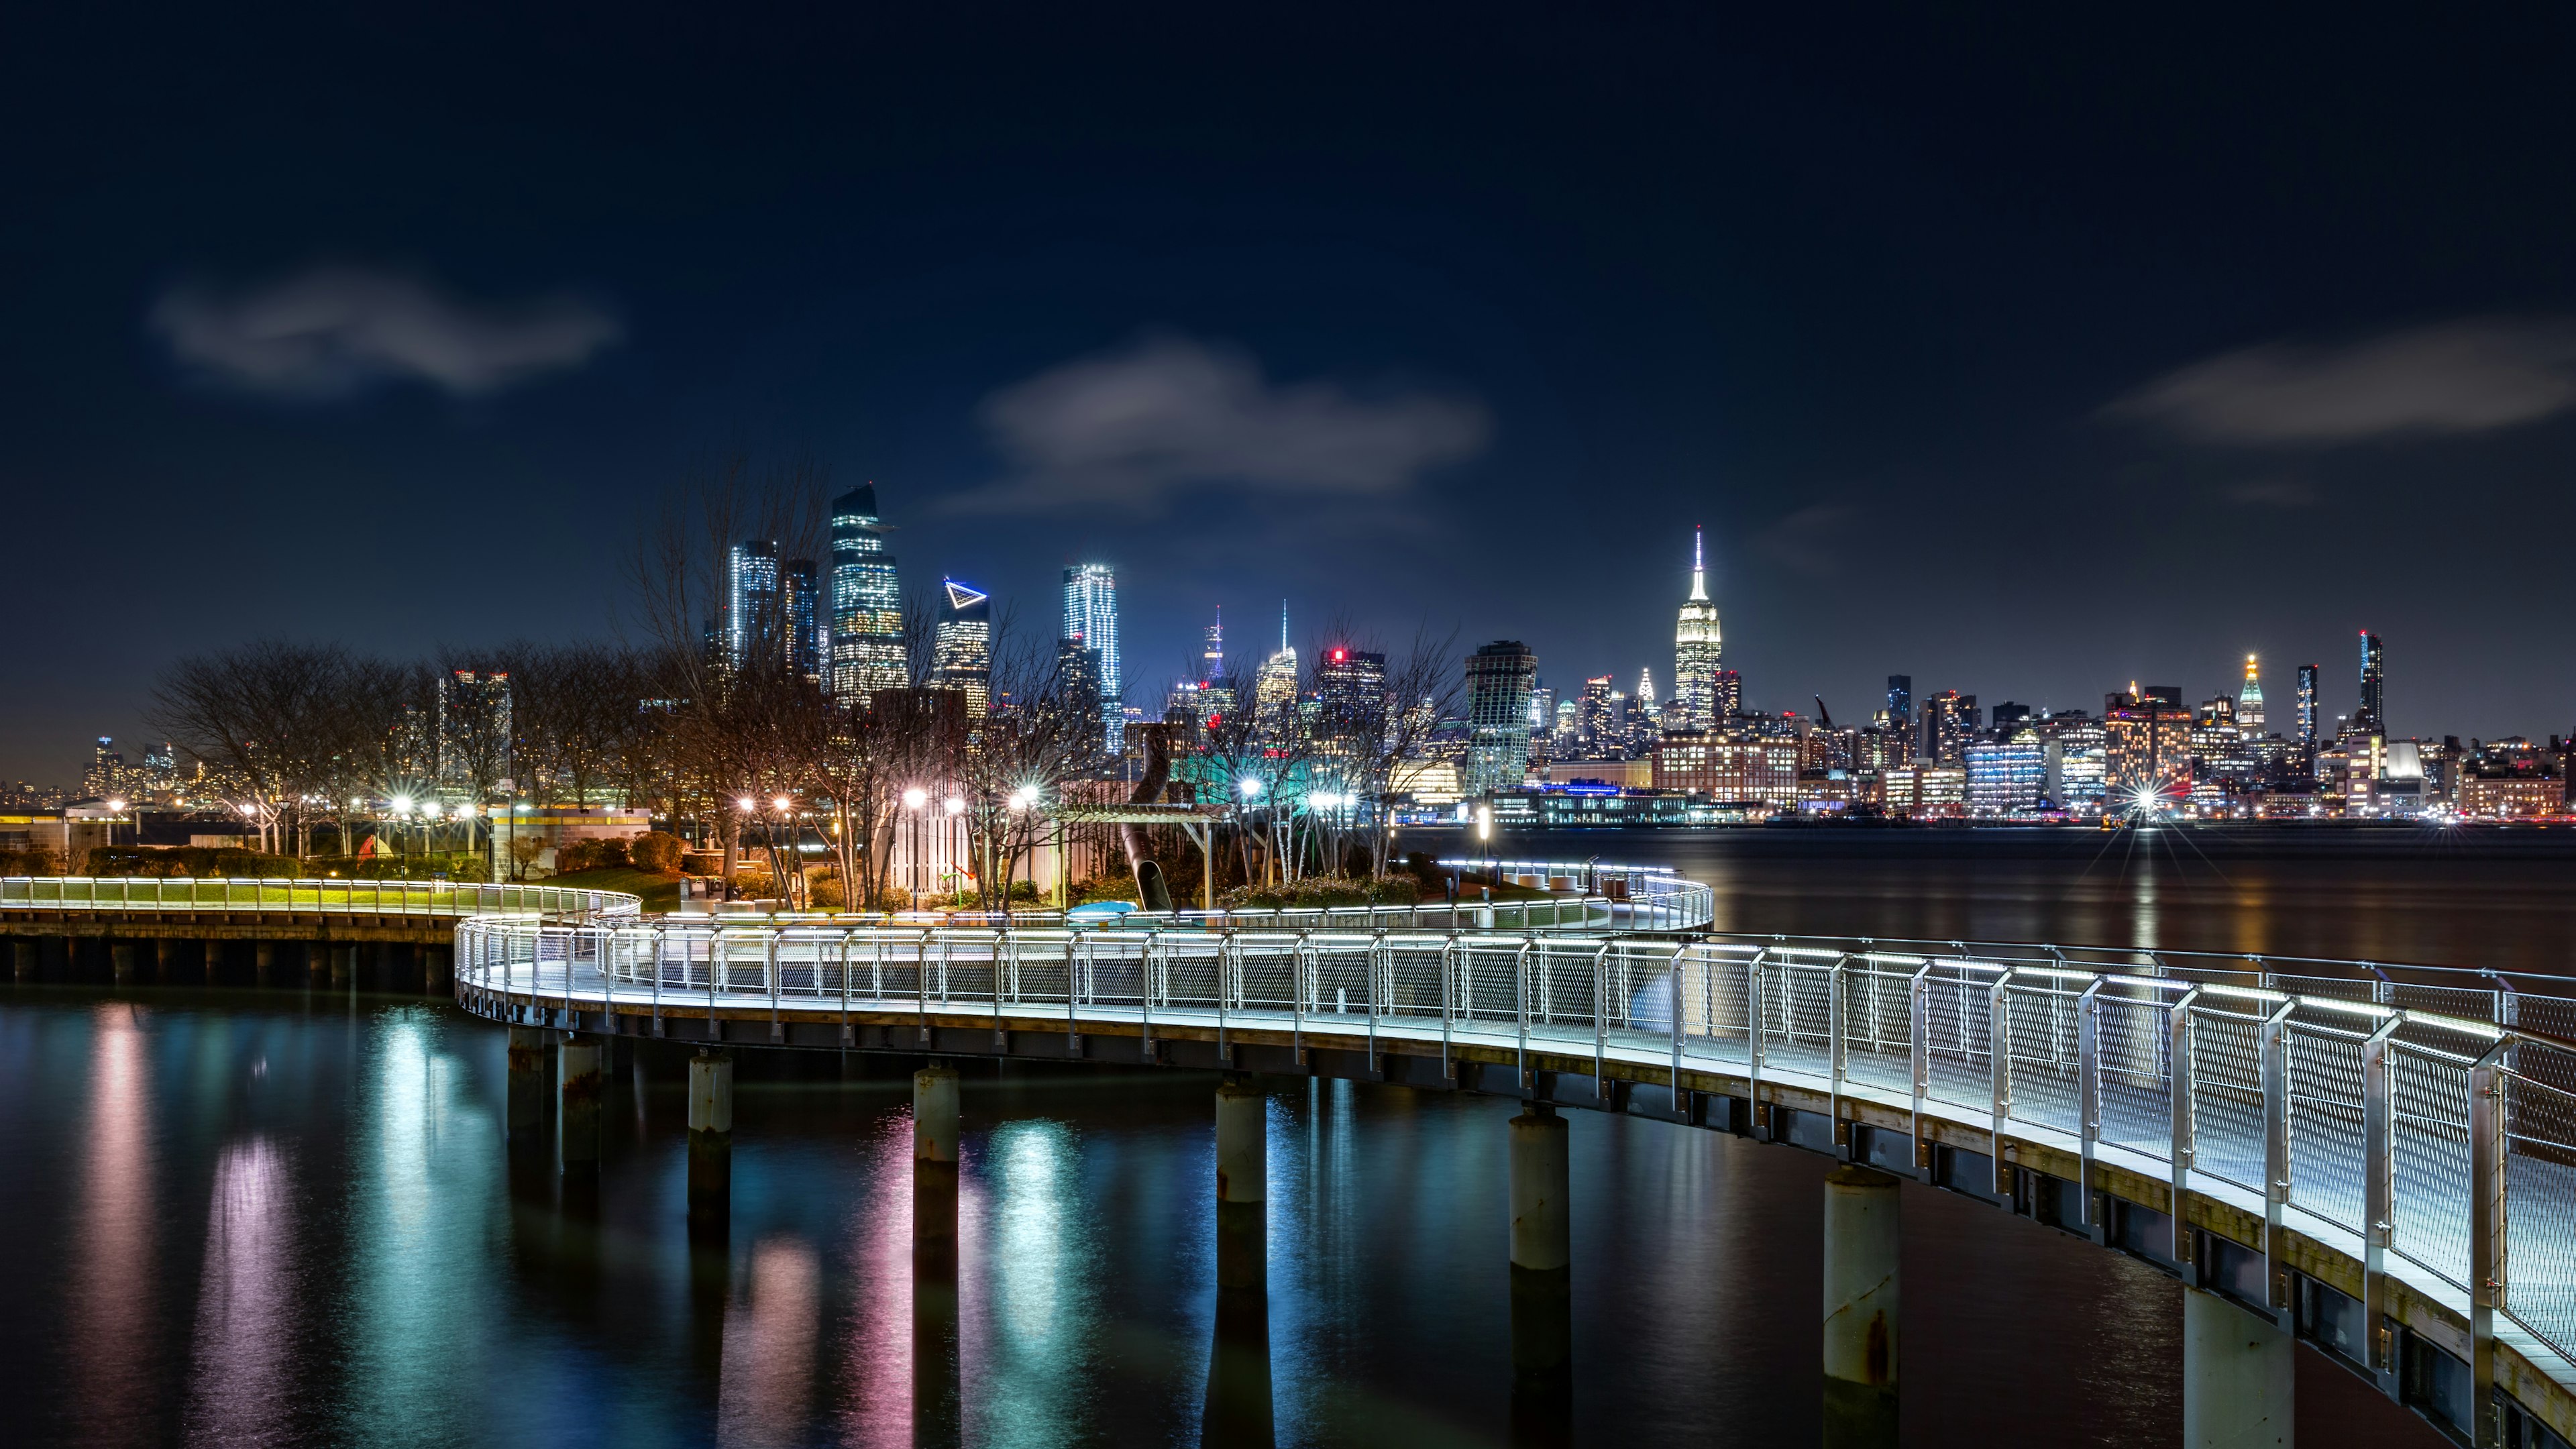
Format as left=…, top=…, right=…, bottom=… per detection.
left=10, top=833, right=2524, bottom=1448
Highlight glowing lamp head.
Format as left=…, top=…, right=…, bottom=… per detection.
left=392, top=795, right=412, bottom=814
left=772, top=795, right=792, bottom=812
left=106, top=798, right=125, bottom=813
left=902, top=788, right=928, bottom=810
left=737, top=796, right=757, bottom=813
left=1239, top=777, right=1265, bottom=798
left=944, top=796, right=965, bottom=815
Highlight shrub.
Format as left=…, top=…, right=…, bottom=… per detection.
left=1, top=847, right=65, bottom=876
left=1218, top=875, right=1422, bottom=911
left=631, top=830, right=685, bottom=875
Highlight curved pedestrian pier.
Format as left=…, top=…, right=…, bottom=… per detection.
left=434, top=863, right=2571, bottom=1446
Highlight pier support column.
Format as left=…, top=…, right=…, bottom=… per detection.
left=1215, top=1077, right=1267, bottom=1291
left=559, top=1035, right=602, bottom=1173
left=1509, top=1103, right=1572, bottom=1447
left=425, top=945, right=452, bottom=996
left=111, top=941, right=136, bottom=986
left=914, top=1063, right=962, bottom=1446
left=329, top=944, right=352, bottom=988
left=507, top=1026, right=549, bottom=1150
left=13, top=940, right=35, bottom=983
left=1823, top=1165, right=1901, bottom=1448
left=254, top=941, right=276, bottom=987
left=155, top=938, right=179, bottom=984
left=687, top=1051, right=733, bottom=1229
left=2183, top=1288, right=2292, bottom=1448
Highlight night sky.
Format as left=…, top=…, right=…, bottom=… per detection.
left=8, top=5, right=2576, bottom=781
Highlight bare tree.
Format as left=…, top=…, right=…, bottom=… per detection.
left=149, top=641, right=358, bottom=855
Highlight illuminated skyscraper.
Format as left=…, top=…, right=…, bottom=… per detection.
left=1061, top=564, right=1122, bottom=752
left=2356, top=631, right=2384, bottom=735
left=1465, top=640, right=1538, bottom=795
left=2296, top=664, right=2321, bottom=750
left=2237, top=655, right=2266, bottom=733
left=933, top=578, right=991, bottom=719
left=828, top=486, right=906, bottom=699
left=725, top=540, right=780, bottom=670
left=782, top=559, right=820, bottom=681
left=1672, top=528, right=1723, bottom=727
left=1253, top=602, right=1299, bottom=726
left=1886, top=676, right=1913, bottom=746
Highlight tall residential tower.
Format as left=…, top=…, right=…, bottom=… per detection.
left=828, top=485, right=906, bottom=699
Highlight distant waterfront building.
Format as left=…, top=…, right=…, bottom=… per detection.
left=725, top=540, right=780, bottom=669
left=783, top=559, right=820, bottom=681
left=2045, top=721, right=2109, bottom=815
left=2296, top=663, right=2321, bottom=751
left=1464, top=641, right=1539, bottom=795
left=1253, top=602, right=1298, bottom=726
left=1652, top=731, right=1798, bottom=807
left=2104, top=689, right=2192, bottom=802
left=437, top=669, right=513, bottom=797
left=2357, top=631, right=2385, bottom=735
left=933, top=578, right=992, bottom=719
left=1314, top=647, right=1389, bottom=751
left=1923, top=691, right=1980, bottom=765
left=1876, top=763, right=1966, bottom=819
left=1672, top=528, right=1724, bottom=727
left=1885, top=677, right=1913, bottom=742
left=2238, top=655, right=2266, bottom=733
left=829, top=486, right=906, bottom=700
left=1965, top=733, right=2047, bottom=816
left=1061, top=564, right=1122, bottom=753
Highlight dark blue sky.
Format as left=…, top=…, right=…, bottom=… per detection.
left=9, top=5, right=2576, bottom=780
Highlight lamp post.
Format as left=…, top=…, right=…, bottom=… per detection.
left=943, top=795, right=965, bottom=904
left=771, top=795, right=798, bottom=910
left=105, top=798, right=127, bottom=851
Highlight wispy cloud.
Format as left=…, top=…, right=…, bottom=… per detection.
left=150, top=265, right=622, bottom=398
left=2105, top=317, right=2576, bottom=446
left=2224, top=476, right=2319, bottom=508
left=1758, top=502, right=1857, bottom=576
left=947, top=334, right=1490, bottom=513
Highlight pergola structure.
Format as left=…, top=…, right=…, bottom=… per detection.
left=1048, top=801, right=1231, bottom=910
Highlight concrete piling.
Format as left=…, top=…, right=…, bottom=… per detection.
left=425, top=945, right=453, bottom=996
left=559, top=1036, right=602, bottom=1172
left=254, top=941, right=276, bottom=987
left=914, top=1065, right=961, bottom=1243
left=155, top=938, right=179, bottom=984
left=1508, top=1103, right=1573, bottom=1446
left=111, top=941, right=136, bottom=986
left=2182, top=1287, right=2292, bottom=1448
left=687, top=1051, right=734, bottom=1228
left=507, top=1026, right=550, bottom=1149
left=1822, top=1165, right=1902, bottom=1448
left=1215, top=1077, right=1268, bottom=1291
left=13, top=940, right=35, bottom=983
left=910, top=1062, right=963, bottom=1444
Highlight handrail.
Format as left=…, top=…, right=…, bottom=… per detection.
left=0, top=875, right=638, bottom=922
left=455, top=903, right=2576, bottom=1427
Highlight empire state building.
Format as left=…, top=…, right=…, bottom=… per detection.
left=1673, top=527, right=1723, bottom=727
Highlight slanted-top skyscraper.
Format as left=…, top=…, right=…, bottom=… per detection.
left=1672, top=527, right=1723, bottom=728
left=933, top=578, right=991, bottom=719
left=2237, top=655, right=2265, bottom=734
left=1061, top=564, right=1122, bottom=752
left=828, top=485, right=905, bottom=699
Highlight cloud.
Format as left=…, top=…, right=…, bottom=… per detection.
left=950, top=334, right=1490, bottom=513
left=1758, top=502, right=1858, bottom=576
left=150, top=266, right=622, bottom=398
left=2224, top=477, right=2319, bottom=508
left=2104, top=317, right=2576, bottom=446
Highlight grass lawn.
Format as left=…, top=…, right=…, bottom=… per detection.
left=543, top=867, right=685, bottom=912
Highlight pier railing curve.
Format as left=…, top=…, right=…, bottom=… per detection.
left=453, top=881, right=2576, bottom=1440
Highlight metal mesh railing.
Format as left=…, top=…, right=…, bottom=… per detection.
left=455, top=910, right=2576, bottom=1381
left=2, top=875, right=637, bottom=920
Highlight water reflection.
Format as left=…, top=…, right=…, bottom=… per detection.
left=182, top=1136, right=294, bottom=1446
left=70, top=1004, right=154, bottom=1447
left=717, top=1238, right=820, bottom=1448
left=969, top=1121, right=1095, bottom=1447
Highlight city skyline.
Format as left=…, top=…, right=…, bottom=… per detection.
left=12, top=11, right=2576, bottom=778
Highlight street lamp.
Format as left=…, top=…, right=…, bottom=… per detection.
left=105, top=798, right=126, bottom=850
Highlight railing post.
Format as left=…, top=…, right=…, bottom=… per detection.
left=1515, top=938, right=1534, bottom=1089
left=649, top=924, right=665, bottom=1036
left=1829, top=956, right=1849, bottom=1156
left=2169, top=985, right=2201, bottom=1267
left=2361, top=1013, right=2401, bottom=1394
left=1591, top=941, right=1612, bottom=1102
left=2469, top=1040, right=2509, bottom=1449
left=1909, top=963, right=1932, bottom=1181
left=1218, top=930, right=1234, bottom=1061
left=1990, top=971, right=2013, bottom=1198
left=1439, top=932, right=1456, bottom=1080
left=1668, top=942, right=1689, bottom=1105
left=2260, top=998, right=2296, bottom=1321
left=1291, top=929, right=1309, bottom=1065
left=1065, top=933, right=1081, bottom=1052
left=1748, top=949, right=1767, bottom=1112
left=2078, top=977, right=2104, bottom=1240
